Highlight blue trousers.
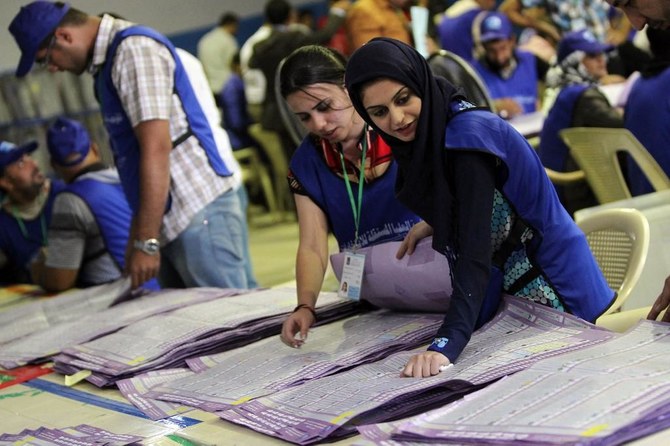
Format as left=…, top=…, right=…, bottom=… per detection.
left=159, top=186, right=257, bottom=289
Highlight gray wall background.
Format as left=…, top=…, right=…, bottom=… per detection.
left=0, top=0, right=318, bottom=73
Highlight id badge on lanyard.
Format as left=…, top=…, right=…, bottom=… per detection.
left=337, top=127, right=369, bottom=301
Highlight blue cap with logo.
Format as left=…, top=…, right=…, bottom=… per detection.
left=9, top=1, right=71, bottom=77
left=479, top=12, right=513, bottom=43
left=47, top=117, right=91, bottom=167
left=557, top=29, right=614, bottom=63
left=0, top=140, right=39, bottom=175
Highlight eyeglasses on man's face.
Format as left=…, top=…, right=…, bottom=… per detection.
left=36, top=35, right=57, bottom=68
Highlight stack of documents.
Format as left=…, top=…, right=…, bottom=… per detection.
left=0, top=424, right=144, bottom=445
left=0, top=278, right=131, bottom=347
left=216, top=297, right=615, bottom=444
left=359, top=319, right=670, bottom=446
left=122, top=310, right=444, bottom=418
left=0, top=286, right=243, bottom=369
left=53, top=289, right=358, bottom=387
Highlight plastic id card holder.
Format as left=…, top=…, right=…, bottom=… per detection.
left=338, top=252, right=365, bottom=301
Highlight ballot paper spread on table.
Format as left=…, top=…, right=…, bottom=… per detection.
left=0, top=424, right=145, bottom=445
left=362, top=319, right=670, bottom=446
left=216, top=296, right=614, bottom=444
left=53, top=288, right=358, bottom=387
left=0, top=278, right=132, bottom=346
left=117, top=367, right=196, bottom=421
left=331, top=237, right=452, bottom=313
left=136, top=310, right=443, bottom=416
left=0, top=286, right=244, bottom=369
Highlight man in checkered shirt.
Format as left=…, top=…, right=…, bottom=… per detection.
left=9, top=2, right=255, bottom=290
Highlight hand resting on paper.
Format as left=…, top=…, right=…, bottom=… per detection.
left=281, top=306, right=315, bottom=348
left=396, top=221, right=433, bottom=259
left=401, top=350, right=450, bottom=378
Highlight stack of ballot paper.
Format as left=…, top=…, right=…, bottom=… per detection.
left=215, top=297, right=616, bottom=444
left=0, top=424, right=145, bottom=445
left=359, top=319, right=670, bottom=446
left=53, top=288, right=359, bottom=387
left=0, top=278, right=132, bottom=346
left=119, top=310, right=444, bottom=419
left=0, top=286, right=244, bottom=369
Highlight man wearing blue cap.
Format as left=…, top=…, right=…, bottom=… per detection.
left=473, top=11, right=549, bottom=119
left=31, top=117, right=158, bottom=292
left=9, top=2, right=253, bottom=290
left=0, top=140, right=65, bottom=285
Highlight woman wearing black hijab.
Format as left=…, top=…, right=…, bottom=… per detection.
left=345, top=37, right=615, bottom=378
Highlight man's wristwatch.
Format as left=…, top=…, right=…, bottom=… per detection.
left=133, top=238, right=161, bottom=255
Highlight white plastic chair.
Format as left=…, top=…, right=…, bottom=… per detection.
left=577, top=208, right=650, bottom=316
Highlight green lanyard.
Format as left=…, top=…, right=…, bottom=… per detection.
left=13, top=206, right=48, bottom=247
left=339, top=126, right=369, bottom=249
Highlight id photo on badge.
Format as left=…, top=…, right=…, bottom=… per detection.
left=339, top=252, right=365, bottom=300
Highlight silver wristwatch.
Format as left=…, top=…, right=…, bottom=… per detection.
left=133, top=238, right=160, bottom=255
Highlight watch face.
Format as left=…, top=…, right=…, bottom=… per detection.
left=135, top=238, right=160, bottom=255
left=145, top=241, right=160, bottom=254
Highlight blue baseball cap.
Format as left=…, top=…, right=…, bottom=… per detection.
left=9, top=1, right=71, bottom=77
left=0, top=140, right=39, bottom=176
left=480, top=12, right=513, bottom=43
left=47, top=117, right=91, bottom=166
left=557, top=29, right=614, bottom=63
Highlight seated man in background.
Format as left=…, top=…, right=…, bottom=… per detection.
left=435, top=0, right=496, bottom=63
left=539, top=29, right=624, bottom=215
left=0, top=140, right=65, bottom=285
left=31, top=117, right=158, bottom=292
left=473, top=11, right=550, bottom=118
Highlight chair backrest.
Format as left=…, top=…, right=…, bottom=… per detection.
left=275, top=57, right=309, bottom=148
left=544, top=167, right=585, bottom=186
left=427, top=49, right=495, bottom=110
left=560, top=127, right=670, bottom=204
left=577, top=208, right=650, bottom=315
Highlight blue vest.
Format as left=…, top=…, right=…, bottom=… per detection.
left=94, top=25, right=232, bottom=212
left=65, top=176, right=131, bottom=270
left=538, top=84, right=588, bottom=172
left=625, top=69, right=670, bottom=196
left=437, top=9, right=480, bottom=63
left=290, top=138, right=421, bottom=251
left=445, top=108, right=614, bottom=322
left=0, top=180, right=65, bottom=281
left=475, top=50, right=539, bottom=114
left=65, top=175, right=160, bottom=290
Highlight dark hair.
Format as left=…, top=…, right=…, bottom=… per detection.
left=219, top=12, right=239, bottom=27
left=265, top=0, right=291, bottom=25
left=280, top=45, right=347, bottom=98
left=647, top=27, right=670, bottom=61
left=58, top=3, right=88, bottom=26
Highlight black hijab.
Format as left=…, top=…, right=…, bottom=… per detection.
left=345, top=37, right=466, bottom=253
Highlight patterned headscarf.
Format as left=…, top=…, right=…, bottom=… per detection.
left=545, top=50, right=600, bottom=89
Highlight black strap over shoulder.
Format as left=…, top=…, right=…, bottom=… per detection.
left=492, top=217, right=528, bottom=269
left=491, top=217, right=542, bottom=293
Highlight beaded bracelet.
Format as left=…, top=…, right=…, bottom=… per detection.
left=293, top=304, right=318, bottom=321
